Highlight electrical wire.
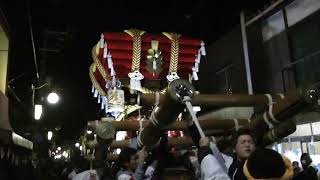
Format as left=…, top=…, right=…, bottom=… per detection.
left=26, top=0, right=40, bottom=82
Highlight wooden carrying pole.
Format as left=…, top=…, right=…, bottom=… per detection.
left=110, top=137, right=195, bottom=149
left=90, top=118, right=251, bottom=132
left=140, top=93, right=289, bottom=107
left=261, top=119, right=296, bottom=147
left=137, top=79, right=194, bottom=147
left=250, top=82, right=320, bottom=141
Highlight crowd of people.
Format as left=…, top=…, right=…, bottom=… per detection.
left=1, top=89, right=319, bottom=180
left=1, top=128, right=320, bottom=180
left=56, top=127, right=318, bottom=180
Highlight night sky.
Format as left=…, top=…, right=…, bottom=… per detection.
left=0, top=0, right=272, bottom=145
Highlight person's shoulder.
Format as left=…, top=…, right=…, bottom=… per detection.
left=307, top=166, right=318, bottom=173
left=116, top=169, right=131, bottom=178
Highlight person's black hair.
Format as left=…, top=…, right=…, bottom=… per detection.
left=117, top=147, right=137, bottom=167
left=301, top=153, right=312, bottom=167
left=292, top=161, right=299, bottom=166
left=231, top=127, right=256, bottom=148
left=247, top=148, right=286, bottom=179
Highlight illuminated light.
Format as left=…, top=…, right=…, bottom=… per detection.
left=116, top=148, right=121, bottom=154
left=116, top=131, right=126, bottom=141
left=62, top=151, right=68, bottom=158
left=79, top=146, right=82, bottom=151
left=87, top=130, right=92, bottom=134
left=47, top=92, right=59, bottom=104
left=47, top=131, right=53, bottom=140
left=34, top=104, right=43, bottom=120
left=75, top=143, right=80, bottom=147
left=57, top=147, right=61, bottom=151
left=193, top=106, right=201, bottom=112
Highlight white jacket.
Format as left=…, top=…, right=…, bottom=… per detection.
left=72, top=169, right=99, bottom=180
left=200, top=154, right=233, bottom=180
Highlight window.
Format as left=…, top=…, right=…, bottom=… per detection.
left=286, top=0, right=320, bottom=27
left=262, top=11, right=285, bottom=42
left=289, top=124, right=312, bottom=137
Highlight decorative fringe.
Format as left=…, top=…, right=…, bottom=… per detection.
left=195, top=51, right=201, bottom=63
left=91, top=84, right=95, bottom=93
left=200, top=41, right=206, bottom=56
left=99, top=34, right=104, bottom=48
left=192, top=50, right=201, bottom=81
left=97, top=94, right=101, bottom=103
left=195, top=62, right=199, bottom=72
left=107, top=52, right=113, bottom=69
left=192, top=67, right=199, bottom=81
left=111, top=67, right=116, bottom=76
left=101, top=98, right=104, bottom=109
left=103, top=42, right=108, bottom=59
left=94, top=89, right=98, bottom=98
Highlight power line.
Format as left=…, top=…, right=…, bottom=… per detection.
left=26, top=0, right=40, bottom=82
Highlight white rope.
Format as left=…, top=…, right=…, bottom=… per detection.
left=269, top=105, right=280, bottom=124
left=137, top=134, right=143, bottom=148
left=155, top=91, right=160, bottom=107
left=233, top=119, right=240, bottom=130
left=263, top=112, right=274, bottom=129
left=264, top=94, right=280, bottom=125
left=137, top=93, right=141, bottom=106
left=264, top=94, right=273, bottom=105
left=183, top=96, right=228, bottom=173
left=150, top=107, right=159, bottom=126
left=138, top=109, right=143, bottom=132
left=277, top=93, right=285, bottom=99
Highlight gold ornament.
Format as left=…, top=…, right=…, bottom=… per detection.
left=146, top=40, right=163, bottom=75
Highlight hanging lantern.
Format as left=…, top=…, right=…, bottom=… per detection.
left=106, top=89, right=125, bottom=117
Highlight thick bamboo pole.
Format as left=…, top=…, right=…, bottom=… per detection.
left=101, top=118, right=251, bottom=131
left=250, top=82, right=320, bottom=141
left=261, top=119, right=296, bottom=147
left=110, top=137, right=195, bottom=149
left=140, top=93, right=287, bottom=107
left=137, top=80, right=194, bottom=147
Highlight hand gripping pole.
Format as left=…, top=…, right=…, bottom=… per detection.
left=183, top=96, right=228, bottom=173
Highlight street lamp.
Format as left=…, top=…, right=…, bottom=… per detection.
left=34, top=104, right=43, bottom=120
left=47, top=92, right=59, bottom=104
left=47, top=131, right=53, bottom=140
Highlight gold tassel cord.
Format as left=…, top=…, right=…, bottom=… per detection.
left=124, top=29, right=145, bottom=71
left=92, top=43, right=110, bottom=81
left=139, top=87, right=167, bottom=94
left=163, top=32, right=181, bottom=73
left=89, top=63, right=107, bottom=96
